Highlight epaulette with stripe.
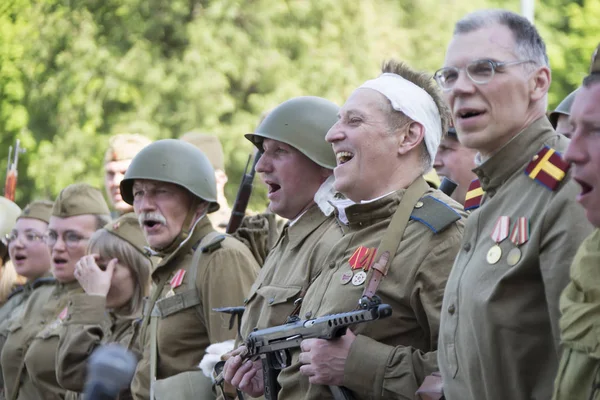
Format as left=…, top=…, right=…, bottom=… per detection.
left=410, top=195, right=461, bottom=234
left=464, top=179, right=484, bottom=211
left=524, top=146, right=570, bottom=191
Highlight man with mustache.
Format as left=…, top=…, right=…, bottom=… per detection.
left=103, top=133, right=152, bottom=217
left=122, top=139, right=260, bottom=400
left=552, top=44, right=600, bottom=400
left=434, top=10, right=593, bottom=400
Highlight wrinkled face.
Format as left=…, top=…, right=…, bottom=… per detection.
left=555, top=114, right=573, bottom=138
left=564, top=84, right=600, bottom=227
left=48, top=215, right=98, bottom=283
left=132, top=179, right=193, bottom=249
left=255, top=139, right=329, bottom=220
left=8, top=218, right=51, bottom=279
left=326, top=88, right=402, bottom=202
left=433, top=136, right=478, bottom=204
left=443, top=24, right=535, bottom=157
left=95, top=256, right=135, bottom=309
left=104, top=160, right=133, bottom=213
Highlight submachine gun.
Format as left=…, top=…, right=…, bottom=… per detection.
left=215, top=296, right=392, bottom=400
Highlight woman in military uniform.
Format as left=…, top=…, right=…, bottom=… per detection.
left=56, top=212, right=151, bottom=399
left=0, top=197, right=25, bottom=306
left=1, top=183, right=111, bottom=400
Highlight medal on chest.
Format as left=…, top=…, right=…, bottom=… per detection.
left=166, top=269, right=186, bottom=297
left=487, top=216, right=510, bottom=264
left=507, top=217, right=530, bottom=266
left=341, top=246, right=376, bottom=286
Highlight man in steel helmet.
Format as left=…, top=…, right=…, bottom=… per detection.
left=122, top=139, right=260, bottom=400
left=221, top=96, right=344, bottom=398
left=548, top=89, right=579, bottom=138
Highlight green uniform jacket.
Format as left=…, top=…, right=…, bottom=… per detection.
left=130, top=217, right=260, bottom=400
left=438, top=118, right=593, bottom=400
left=56, top=294, right=142, bottom=400
left=1, top=281, right=82, bottom=400
left=240, top=205, right=343, bottom=339
left=553, top=229, right=600, bottom=400
left=277, top=187, right=466, bottom=400
left=0, top=276, right=55, bottom=398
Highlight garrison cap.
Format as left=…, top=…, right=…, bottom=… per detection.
left=19, top=200, right=53, bottom=224
left=104, top=213, right=148, bottom=257
left=246, top=96, right=339, bottom=169
left=0, top=197, right=21, bottom=237
left=52, top=183, right=111, bottom=217
left=104, top=133, right=152, bottom=164
left=549, top=89, right=578, bottom=128
left=179, top=132, right=225, bottom=171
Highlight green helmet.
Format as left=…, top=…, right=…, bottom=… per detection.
left=120, top=139, right=219, bottom=213
left=246, top=96, right=339, bottom=169
left=549, top=89, right=578, bottom=128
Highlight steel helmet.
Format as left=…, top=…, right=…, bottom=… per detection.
left=246, top=96, right=338, bottom=169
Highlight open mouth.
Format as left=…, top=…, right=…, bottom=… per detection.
left=53, top=257, right=68, bottom=266
left=14, top=254, right=26, bottom=262
left=336, top=151, right=354, bottom=165
left=143, top=219, right=162, bottom=229
left=575, top=178, right=593, bottom=196
left=265, top=181, right=281, bottom=195
left=457, top=109, right=485, bottom=120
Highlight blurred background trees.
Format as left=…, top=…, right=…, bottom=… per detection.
left=1, top=0, right=598, bottom=209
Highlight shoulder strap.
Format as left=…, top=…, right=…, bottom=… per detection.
left=362, top=176, right=429, bottom=299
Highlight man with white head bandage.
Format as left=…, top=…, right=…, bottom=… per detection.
left=258, top=60, right=467, bottom=400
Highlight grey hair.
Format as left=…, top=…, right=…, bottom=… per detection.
left=454, top=9, right=549, bottom=67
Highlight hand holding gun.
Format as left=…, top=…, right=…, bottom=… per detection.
left=216, top=296, right=392, bottom=400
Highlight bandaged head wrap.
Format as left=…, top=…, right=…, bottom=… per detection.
left=358, top=73, right=442, bottom=168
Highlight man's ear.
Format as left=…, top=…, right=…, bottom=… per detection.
left=195, top=201, right=210, bottom=218
left=530, top=66, right=551, bottom=102
left=398, top=122, right=425, bottom=155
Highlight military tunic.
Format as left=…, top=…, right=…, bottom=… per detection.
left=1, top=281, right=82, bottom=400
left=277, top=187, right=466, bottom=400
left=240, top=205, right=343, bottom=339
left=438, top=118, right=593, bottom=400
left=56, top=294, right=142, bottom=400
left=131, top=217, right=260, bottom=400
left=552, top=229, right=600, bottom=400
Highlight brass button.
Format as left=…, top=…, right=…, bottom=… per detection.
left=415, top=201, right=424, bottom=209
left=328, top=261, right=336, bottom=269
left=463, top=243, right=471, bottom=252
left=448, top=304, right=456, bottom=315
left=304, top=311, right=313, bottom=319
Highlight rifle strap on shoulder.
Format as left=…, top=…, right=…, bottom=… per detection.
left=362, top=176, right=429, bottom=299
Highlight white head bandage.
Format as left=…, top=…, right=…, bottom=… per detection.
left=358, top=73, right=442, bottom=168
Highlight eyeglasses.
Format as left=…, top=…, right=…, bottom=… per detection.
left=434, top=59, right=535, bottom=91
left=5, top=231, right=45, bottom=245
left=44, top=231, right=89, bottom=249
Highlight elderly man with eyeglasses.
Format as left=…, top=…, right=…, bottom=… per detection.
left=431, top=10, right=594, bottom=400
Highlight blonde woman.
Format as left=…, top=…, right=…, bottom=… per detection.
left=56, top=212, right=151, bottom=399
left=0, top=197, right=25, bottom=305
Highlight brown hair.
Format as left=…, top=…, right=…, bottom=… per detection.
left=87, top=229, right=151, bottom=315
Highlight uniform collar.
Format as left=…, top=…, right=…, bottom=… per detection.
left=55, top=279, right=81, bottom=294
left=284, top=205, right=332, bottom=250
left=153, top=216, right=215, bottom=270
left=336, top=189, right=405, bottom=228
left=474, top=117, right=557, bottom=192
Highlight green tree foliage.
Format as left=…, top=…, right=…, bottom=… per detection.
left=1, top=0, right=599, bottom=210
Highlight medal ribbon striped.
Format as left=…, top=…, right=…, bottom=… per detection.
left=491, top=216, right=510, bottom=243
left=509, top=217, right=530, bottom=246
left=349, top=246, right=377, bottom=271
left=170, top=269, right=186, bottom=288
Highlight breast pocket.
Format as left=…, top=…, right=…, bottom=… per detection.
left=255, top=285, right=302, bottom=326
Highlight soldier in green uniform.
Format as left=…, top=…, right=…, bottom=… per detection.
left=231, top=60, right=467, bottom=399
left=56, top=212, right=152, bottom=399
left=0, top=201, right=54, bottom=399
left=104, top=133, right=152, bottom=216
left=552, top=45, right=600, bottom=400
left=220, top=96, right=343, bottom=397
left=434, top=10, right=593, bottom=400
left=121, top=139, right=260, bottom=400
left=548, top=89, right=578, bottom=138
left=1, top=183, right=111, bottom=400
left=180, top=132, right=232, bottom=233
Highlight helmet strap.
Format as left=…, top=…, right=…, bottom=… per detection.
left=153, top=197, right=203, bottom=255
